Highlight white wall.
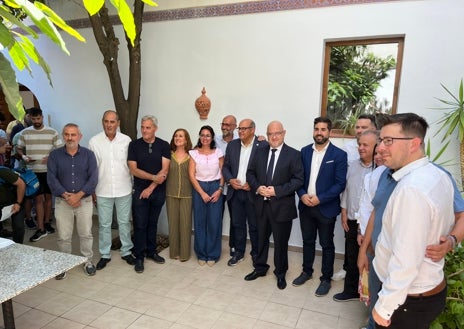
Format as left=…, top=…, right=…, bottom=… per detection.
left=14, top=0, right=464, bottom=253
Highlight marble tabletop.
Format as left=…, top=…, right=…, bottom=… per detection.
left=0, top=242, right=87, bottom=303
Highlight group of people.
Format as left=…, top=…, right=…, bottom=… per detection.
left=0, top=108, right=463, bottom=328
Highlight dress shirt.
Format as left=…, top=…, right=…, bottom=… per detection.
left=373, top=157, right=454, bottom=320
left=47, top=145, right=98, bottom=198
left=267, top=144, right=282, bottom=181
left=214, top=131, right=239, bottom=155
left=236, top=141, right=253, bottom=185
left=358, top=165, right=386, bottom=234
left=340, top=159, right=373, bottom=220
left=343, top=139, right=359, bottom=163
left=89, top=131, right=132, bottom=197
left=307, top=142, right=329, bottom=195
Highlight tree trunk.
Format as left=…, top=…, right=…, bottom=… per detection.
left=87, top=1, right=144, bottom=140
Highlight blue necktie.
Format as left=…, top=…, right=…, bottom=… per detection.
left=266, top=149, right=277, bottom=186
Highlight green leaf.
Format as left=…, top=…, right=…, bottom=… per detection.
left=34, top=2, right=86, bottom=42
left=0, top=5, right=38, bottom=38
left=141, top=0, right=158, bottom=6
left=0, top=21, right=14, bottom=48
left=8, top=39, right=31, bottom=73
left=0, top=52, right=24, bottom=120
left=15, top=0, right=70, bottom=55
left=109, top=0, right=136, bottom=46
left=83, top=0, right=105, bottom=16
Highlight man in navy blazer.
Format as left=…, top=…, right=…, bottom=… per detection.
left=244, top=121, right=304, bottom=290
left=292, top=117, right=347, bottom=297
left=222, top=119, right=268, bottom=266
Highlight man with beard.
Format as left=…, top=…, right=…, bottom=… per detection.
left=17, top=108, right=62, bottom=242
left=292, top=116, right=347, bottom=297
left=215, top=115, right=238, bottom=257
left=47, top=123, right=98, bottom=277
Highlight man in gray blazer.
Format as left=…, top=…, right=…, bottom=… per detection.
left=222, top=119, right=268, bottom=266
left=244, top=121, right=304, bottom=290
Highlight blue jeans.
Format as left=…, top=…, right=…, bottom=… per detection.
left=132, top=190, right=165, bottom=260
left=97, top=194, right=133, bottom=258
left=229, top=190, right=258, bottom=258
left=299, top=206, right=336, bottom=282
left=192, top=180, right=223, bottom=261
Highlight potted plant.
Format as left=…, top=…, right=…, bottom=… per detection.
left=430, top=244, right=464, bottom=329
left=433, top=78, right=464, bottom=188
left=338, top=107, right=362, bottom=136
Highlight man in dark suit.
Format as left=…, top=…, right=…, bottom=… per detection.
left=223, top=119, right=268, bottom=266
left=244, top=120, right=304, bottom=290
left=292, top=117, right=347, bottom=297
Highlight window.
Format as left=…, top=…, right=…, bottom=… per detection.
left=321, top=36, right=405, bottom=134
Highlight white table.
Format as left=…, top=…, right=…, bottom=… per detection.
left=0, top=241, right=86, bottom=329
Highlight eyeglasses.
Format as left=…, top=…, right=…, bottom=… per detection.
left=237, top=127, right=253, bottom=131
left=148, top=143, right=152, bottom=154
left=221, top=122, right=234, bottom=127
left=200, top=134, right=212, bottom=138
left=377, top=137, right=414, bottom=146
left=266, top=131, right=284, bottom=138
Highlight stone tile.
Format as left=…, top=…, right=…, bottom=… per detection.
left=35, top=292, right=85, bottom=316
left=296, top=309, right=339, bottom=328
left=127, top=314, right=172, bottom=329
left=194, top=289, right=235, bottom=311
left=175, top=304, right=222, bottom=329
left=61, top=299, right=111, bottom=325
left=41, top=317, right=85, bottom=329
left=89, top=306, right=141, bottom=329
left=144, top=296, right=190, bottom=322
left=13, top=308, right=56, bottom=329
left=259, top=301, right=301, bottom=328
left=212, top=312, right=256, bottom=329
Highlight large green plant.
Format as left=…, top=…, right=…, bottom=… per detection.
left=430, top=245, right=464, bottom=329
left=433, top=79, right=464, bottom=188
left=0, top=0, right=85, bottom=120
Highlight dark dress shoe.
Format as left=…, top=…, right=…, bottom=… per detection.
left=244, top=270, right=266, bottom=281
left=96, top=258, right=111, bottom=270
left=121, top=254, right=136, bottom=265
left=134, top=259, right=144, bottom=273
left=277, top=277, right=287, bottom=290
left=147, top=253, right=165, bottom=264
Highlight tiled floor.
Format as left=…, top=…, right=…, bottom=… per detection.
left=1, top=220, right=368, bottom=329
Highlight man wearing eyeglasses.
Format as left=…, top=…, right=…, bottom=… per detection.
left=222, top=119, right=268, bottom=267
left=127, top=115, right=170, bottom=273
left=292, top=116, right=347, bottom=297
left=369, top=113, right=453, bottom=328
left=215, top=115, right=239, bottom=258
left=244, top=121, right=303, bottom=290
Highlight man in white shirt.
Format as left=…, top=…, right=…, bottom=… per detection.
left=89, top=110, right=135, bottom=270
left=373, top=113, right=453, bottom=328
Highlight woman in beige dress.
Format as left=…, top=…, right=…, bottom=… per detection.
left=166, top=128, right=193, bottom=261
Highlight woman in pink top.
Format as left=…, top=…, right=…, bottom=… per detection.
left=188, top=125, right=224, bottom=266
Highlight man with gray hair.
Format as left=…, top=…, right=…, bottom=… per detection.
left=128, top=115, right=170, bottom=273
left=47, top=123, right=98, bottom=278
left=89, top=110, right=135, bottom=270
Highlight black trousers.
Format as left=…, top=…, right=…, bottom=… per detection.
left=343, top=219, right=359, bottom=295
left=254, top=202, right=292, bottom=278
left=375, top=285, right=447, bottom=329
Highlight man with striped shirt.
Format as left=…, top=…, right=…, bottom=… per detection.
left=16, top=107, right=62, bottom=242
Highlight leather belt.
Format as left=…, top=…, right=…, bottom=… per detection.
left=408, top=279, right=446, bottom=297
